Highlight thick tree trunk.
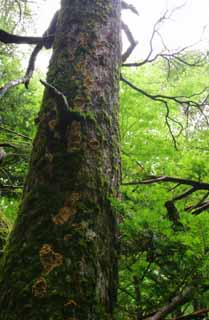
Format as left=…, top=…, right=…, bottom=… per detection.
left=0, top=1, right=121, bottom=319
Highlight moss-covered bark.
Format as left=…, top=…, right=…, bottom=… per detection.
left=0, top=215, right=9, bottom=259
left=0, top=0, right=121, bottom=319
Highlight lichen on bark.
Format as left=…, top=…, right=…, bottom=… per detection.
left=0, top=0, right=121, bottom=319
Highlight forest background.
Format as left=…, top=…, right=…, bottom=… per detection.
left=1, top=0, right=209, bottom=319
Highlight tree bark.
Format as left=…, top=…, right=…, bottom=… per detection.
left=0, top=1, right=121, bottom=319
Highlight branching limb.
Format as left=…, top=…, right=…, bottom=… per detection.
left=0, top=126, right=32, bottom=141
left=0, top=183, right=23, bottom=191
left=171, top=307, right=209, bottom=320
left=0, top=10, right=59, bottom=96
left=121, top=21, right=138, bottom=62
left=40, top=80, right=70, bottom=114
left=123, top=176, right=209, bottom=215
left=121, top=74, right=209, bottom=147
left=0, top=143, right=17, bottom=149
left=191, top=202, right=209, bottom=215
left=122, top=6, right=206, bottom=70
left=123, top=175, right=209, bottom=190
left=0, top=46, right=42, bottom=97
left=186, top=191, right=209, bottom=212
left=121, top=1, right=139, bottom=15
left=0, top=78, right=27, bottom=98
left=122, top=10, right=170, bottom=68
left=24, top=43, right=43, bottom=88
left=0, top=29, right=53, bottom=45
left=144, top=286, right=194, bottom=320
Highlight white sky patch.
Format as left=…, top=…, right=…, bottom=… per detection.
left=27, top=0, right=209, bottom=71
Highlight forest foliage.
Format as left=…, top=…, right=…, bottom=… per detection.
left=1, top=1, right=209, bottom=319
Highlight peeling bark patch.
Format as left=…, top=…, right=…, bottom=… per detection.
left=32, top=277, right=47, bottom=298
left=65, top=192, right=81, bottom=206
left=73, top=96, right=86, bottom=111
left=48, top=119, right=57, bottom=131
left=39, top=244, right=63, bottom=274
left=88, top=138, right=100, bottom=150
left=45, top=152, right=54, bottom=163
left=53, top=193, right=80, bottom=225
left=67, top=121, right=81, bottom=151
left=64, top=234, right=73, bottom=241
left=53, top=206, right=76, bottom=225
left=83, top=73, right=94, bottom=92
left=64, top=299, right=78, bottom=307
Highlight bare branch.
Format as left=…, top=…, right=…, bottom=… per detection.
left=40, top=80, right=70, bottom=113
left=0, top=126, right=32, bottom=141
left=145, top=286, right=194, bottom=320
left=0, top=10, right=59, bottom=96
left=173, top=187, right=197, bottom=201
left=0, top=183, right=23, bottom=191
left=186, top=191, right=209, bottom=212
left=0, top=29, right=53, bottom=45
left=24, top=43, right=43, bottom=88
left=0, top=143, right=18, bottom=149
left=171, top=307, right=209, bottom=320
left=121, top=21, right=138, bottom=62
left=123, top=175, right=209, bottom=190
left=0, top=78, right=27, bottom=98
left=191, top=202, right=209, bottom=215
left=120, top=74, right=209, bottom=145
left=121, top=1, right=139, bottom=15
left=122, top=10, right=171, bottom=68
left=123, top=176, right=209, bottom=215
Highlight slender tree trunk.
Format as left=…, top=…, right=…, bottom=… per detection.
left=0, top=1, right=121, bottom=319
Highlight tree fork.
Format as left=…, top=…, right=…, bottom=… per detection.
left=0, top=0, right=121, bottom=319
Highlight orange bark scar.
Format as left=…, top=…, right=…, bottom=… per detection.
left=53, top=193, right=80, bottom=225
left=52, top=206, right=76, bottom=225
left=64, top=192, right=81, bottom=206
left=39, top=244, right=63, bottom=274
left=73, top=96, right=86, bottom=111
left=32, top=277, right=48, bottom=298
left=88, top=138, right=100, bottom=150
left=64, top=299, right=78, bottom=307
left=48, top=119, right=57, bottom=131
left=67, top=121, right=82, bottom=151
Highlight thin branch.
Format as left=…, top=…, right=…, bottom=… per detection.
left=144, top=286, right=194, bottom=320
left=0, top=143, right=18, bottom=149
left=0, top=10, right=59, bottom=96
left=191, top=201, right=209, bottom=215
left=120, top=74, right=209, bottom=146
left=123, top=176, right=209, bottom=190
left=40, top=79, right=70, bottom=113
left=0, top=183, right=23, bottom=190
left=24, top=43, right=43, bottom=88
left=118, top=286, right=136, bottom=300
left=0, top=126, right=32, bottom=141
left=123, top=176, right=209, bottom=215
left=123, top=40, right=206, bottom=69
left=0, top=29, right=53, bottom=45
left=121, top=1, right=139, bottom=15
left=185, top=191, right=209, bottom=211
left=171, top=307, right=209, bottom=320
left=121, top=21, right=138, bottom=62
left=121, top=75, right=209, bottom=105
left=122, top=10, right=171, bottom=68
left=173, top=187, right=197, bottom=201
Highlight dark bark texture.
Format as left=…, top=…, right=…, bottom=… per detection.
left=0, top=0, right=121, bottom=319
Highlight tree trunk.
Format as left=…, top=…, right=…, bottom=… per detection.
left=0, top=1, right=121, bottom=319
